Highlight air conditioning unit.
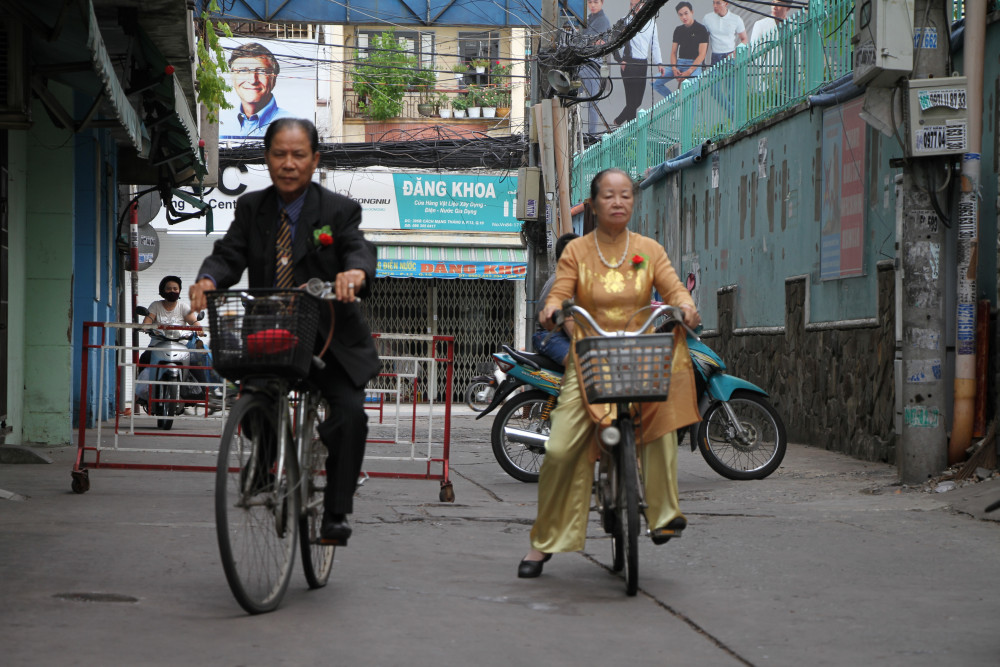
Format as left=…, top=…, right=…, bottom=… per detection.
left=853, top=0, right=915, bottom=87
left=0, top=19, right=31, bottom=129
left=515, top=166, right=542, bottom=221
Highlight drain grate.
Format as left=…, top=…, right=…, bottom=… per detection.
left=53, top=592, right=138, bottom=603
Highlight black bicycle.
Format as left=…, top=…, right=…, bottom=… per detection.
left=206, top=281, right=340, bottom=614
left=559, top=301, right=693, bottom=596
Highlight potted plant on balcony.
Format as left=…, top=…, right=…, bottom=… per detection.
left=352, top=29, right=417, bottom=121
left=471, top=58, right=489, bottom=74
left=480, top=87, right=499, bottom=118
left=452, top=62, right=468, bottom=81
left=437, top=92, right=452, bottom=118
left=495, top=88, right=512, bottom=118
left=466, top=87, right=483, bottom=118
left=412, top=65, right=438, bottom=117
left=451, top=95, right=468, bottom=118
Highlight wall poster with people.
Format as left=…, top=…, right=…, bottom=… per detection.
left=218, top=36, right=319, bottom=144
left=576, top=0, right=788, bottom=135
left=820, top=97, right=866, bottom=280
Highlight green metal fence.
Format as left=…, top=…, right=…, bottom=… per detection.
left=572, top=0, right=856, bottom=198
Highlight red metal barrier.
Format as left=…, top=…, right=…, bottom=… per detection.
left=73, top=323, right=454, bottom=501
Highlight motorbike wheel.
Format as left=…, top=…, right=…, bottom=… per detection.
left=152, top=382, right=175, bottom=431
left=490, top=390, right=552, bottom=483
left=465, top=379, right=494, bottom=413
left=697, top=390, right=787, bottom=480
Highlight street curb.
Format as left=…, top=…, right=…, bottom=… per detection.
left=0, top=445, right=55, bottom=465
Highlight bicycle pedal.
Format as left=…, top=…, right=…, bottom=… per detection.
left=316, top=536, right=346, bottom=547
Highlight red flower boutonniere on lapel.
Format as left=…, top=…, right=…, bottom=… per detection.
left=313, top=225, right=334, bottom=249
left=631, top=253, right=648, bottom=270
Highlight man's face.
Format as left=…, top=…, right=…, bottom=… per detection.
left=231, top=55, right=277, bottom=112
left=265, top=125, right=320, bottom=203
left=629, top=0, right=640, bottom=9
left=713, top=0, right=728, bottom=16
left=677, top=6, right=694, bottom=25
left=771, top=0, right=789, bottom=20
left=587, top=0, right=603, bottom=14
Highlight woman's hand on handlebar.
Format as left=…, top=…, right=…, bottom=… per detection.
left=678, top=303, right=701, bottom=330
left=539, top=303, right=561, bottom=331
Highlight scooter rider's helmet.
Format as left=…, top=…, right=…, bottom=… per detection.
left=159, top=275, right=183, bottom=298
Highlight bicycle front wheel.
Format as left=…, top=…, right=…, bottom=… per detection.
left=215, top=393, right=300, bottom=614
left=617, top=416, right=640, bottom=596
left=300, top=399, right=335, bottom=589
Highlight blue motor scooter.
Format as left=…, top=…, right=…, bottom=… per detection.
left=477, top=324, right=786, bottom=482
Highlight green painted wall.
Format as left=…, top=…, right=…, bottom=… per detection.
left=5, top=130, right=27, bottom=444
left=22, top=84, right=76, bottom=445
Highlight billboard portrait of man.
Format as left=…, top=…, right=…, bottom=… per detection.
left=219, top=37, right=318, bottom=143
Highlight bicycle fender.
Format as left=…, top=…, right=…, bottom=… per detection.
left=706, top=374, right=769, bottom=401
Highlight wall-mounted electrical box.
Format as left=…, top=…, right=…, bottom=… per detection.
left=904, top=76, right=968, bottom=157
left=853, top=0, right=915, bottom=87
left=515, top=166, right=542, bottom=221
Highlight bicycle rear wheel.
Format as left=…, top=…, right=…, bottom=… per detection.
left=300, top=399, right=335, bottom=588
left=617, top=416, right=640, bottom=596
left=215, top=393, right=300, bottom=614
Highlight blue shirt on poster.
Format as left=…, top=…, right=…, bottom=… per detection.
left=225, top=96, right=296, bottom=139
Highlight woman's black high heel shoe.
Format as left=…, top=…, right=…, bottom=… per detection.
left=517, top=553, right=552, bottom=579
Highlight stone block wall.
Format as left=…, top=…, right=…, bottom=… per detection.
left=701, top=263, right=897, bottom=463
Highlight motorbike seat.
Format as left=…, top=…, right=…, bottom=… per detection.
left=503, top=345, right=564, bottom=373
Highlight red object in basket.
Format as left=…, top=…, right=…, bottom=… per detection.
left=246, top=329, right=299, bottom=354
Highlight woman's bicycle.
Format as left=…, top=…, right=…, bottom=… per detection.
left=557, top=301, right=694, bottom=596
left=205, top=280, right=342, bottom=614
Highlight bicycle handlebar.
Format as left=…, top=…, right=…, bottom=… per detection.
left=559, top=299, right=700, bottom=341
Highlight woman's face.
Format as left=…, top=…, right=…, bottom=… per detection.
left=592, top=171, right=634, bottom=235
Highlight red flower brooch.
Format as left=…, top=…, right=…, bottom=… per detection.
left=313, top=225, right=334, bottom=248
left=631, top=253, right=647, bottom=269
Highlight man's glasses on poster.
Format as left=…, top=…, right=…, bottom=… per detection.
left=233, top=67, right=276, bottom=76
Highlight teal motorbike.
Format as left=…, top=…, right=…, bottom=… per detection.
left=477, top=325, right=787, bottom=483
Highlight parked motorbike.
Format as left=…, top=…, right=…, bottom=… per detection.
left=135, top=307, right=210, bottom=430
left=477, top=323, right=787, bottom=483
left=465, top=362, right=507, bottom=412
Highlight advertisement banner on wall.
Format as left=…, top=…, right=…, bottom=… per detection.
left=820, top=96, right=866, bottom=280
left=572, top=0, right=765, bottom=134
left=328, top=171, right=519, bottom=232
left=218, top=36, right=319, bottom=144
left=150, top=167, right=520, bottom=235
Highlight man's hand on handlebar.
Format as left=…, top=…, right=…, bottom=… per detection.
left=189, top=277, right=216, bottom=312
left=334, top=269, right=366, bottom=303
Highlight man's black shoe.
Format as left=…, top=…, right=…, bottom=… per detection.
left=320, top=513, right=352, bottom=546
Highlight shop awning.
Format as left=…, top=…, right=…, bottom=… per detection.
left=377, top=245, right=527, bottom=280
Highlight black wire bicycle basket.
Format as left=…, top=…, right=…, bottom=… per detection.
left=575, top=333, right=674, bottom=404
left=205, top=289, right=320, bottom=382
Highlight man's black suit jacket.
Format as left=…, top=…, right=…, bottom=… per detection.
left=198, top=183, right=380, bottom=388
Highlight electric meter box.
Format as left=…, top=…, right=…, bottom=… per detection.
left=516, top=166, right=542, bottom=221
left=853, top=0, right=915, bottom=87
left=904, top=77, right=969, bottom=157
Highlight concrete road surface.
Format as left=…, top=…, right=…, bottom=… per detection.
left=1, top=407, right=998, bottom=666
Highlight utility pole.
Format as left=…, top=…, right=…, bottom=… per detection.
left=897, top=0, right=953, bottom=483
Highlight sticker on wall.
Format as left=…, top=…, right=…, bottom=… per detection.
left=905, top=359, right=942, bottom=383
left=757, top=138, right=768, bottom=179
left=711, top=154, right=719, bottom=189
left=904, top=405, right=940, bottom=428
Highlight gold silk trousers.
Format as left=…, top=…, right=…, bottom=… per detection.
left=529, top=359, right=685, bottom=553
